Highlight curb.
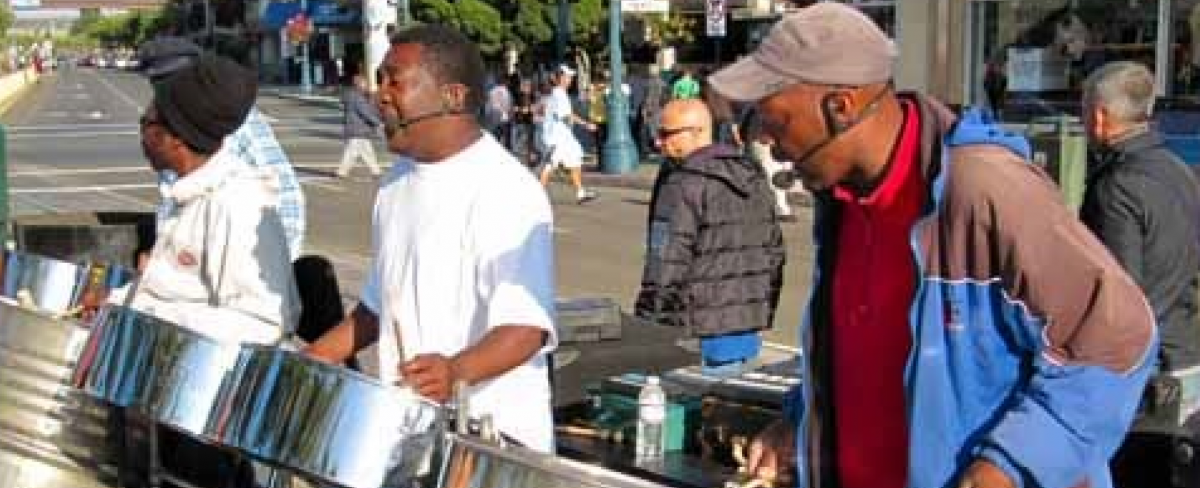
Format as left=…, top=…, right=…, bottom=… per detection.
left=0, top=70, right=41, bottom=116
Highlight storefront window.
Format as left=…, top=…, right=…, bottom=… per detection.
left=966, top=0, right=1170, bottom=121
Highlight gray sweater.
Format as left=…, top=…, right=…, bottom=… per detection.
left=343, top=88, right=382, bottom=140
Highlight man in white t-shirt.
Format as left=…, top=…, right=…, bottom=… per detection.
left=539, top=64, right=599, bottom=204
left=305, top=25, right=558, bottom=451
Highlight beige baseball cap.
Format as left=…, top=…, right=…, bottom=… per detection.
left=709, top=1, right=897, bottom=102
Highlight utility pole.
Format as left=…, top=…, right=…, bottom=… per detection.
left=602, top=0, right=637, bottom=174
left=364, top=0, right=396, bottom=92
left=299, top=0, right=312, bottom=94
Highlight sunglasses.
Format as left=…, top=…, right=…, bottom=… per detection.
left=656, top=126, right=697, bottom=139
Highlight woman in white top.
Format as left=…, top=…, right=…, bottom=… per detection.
left=537, top=64, right=599, bottom=204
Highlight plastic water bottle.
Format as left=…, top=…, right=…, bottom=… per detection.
left=635, top=375, right=667, bottom=463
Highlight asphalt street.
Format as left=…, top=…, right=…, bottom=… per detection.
left=1, top=67, right=813, bottom=393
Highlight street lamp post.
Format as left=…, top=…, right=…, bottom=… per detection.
left=299, top=0, right=312, bottom=94
left=602, top=0, right=637, bottom=174
left=555, top=0, right=570, bottom=66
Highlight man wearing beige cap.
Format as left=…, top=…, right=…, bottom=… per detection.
left=708, top=3, right=1156, bottom=488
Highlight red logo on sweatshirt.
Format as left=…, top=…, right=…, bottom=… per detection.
left=177, top=250, right=197, bottom=267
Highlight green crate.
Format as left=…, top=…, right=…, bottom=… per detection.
left=593, top=393, right=689, bottom=452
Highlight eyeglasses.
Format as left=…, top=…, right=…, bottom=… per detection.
left=656, top=126, right=697, bottom=139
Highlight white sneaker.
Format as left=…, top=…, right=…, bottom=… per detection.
left=576, top=189, right=598, bottom=204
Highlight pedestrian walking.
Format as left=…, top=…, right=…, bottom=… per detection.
left=336, top=74, right=383, bottom=178
left=538, top=64, right=599, bottom=204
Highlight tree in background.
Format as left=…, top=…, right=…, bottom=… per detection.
left=0, top=2, right=14, bottom=40
left=645, top=12, right=695, bottom=49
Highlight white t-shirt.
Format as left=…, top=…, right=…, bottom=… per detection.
left=539, top=87, right=584, bottom=165
left=126, top=143, right=300, bottom=345
left=360, top=133, right=558, bottom=451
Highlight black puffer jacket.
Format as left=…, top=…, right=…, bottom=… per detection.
left=635, top=143, right=786, bottom=337
left=1081, top=130, right=1200, bottom=370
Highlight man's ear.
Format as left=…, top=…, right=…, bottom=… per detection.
left=443, top=85, right=469, bottom=112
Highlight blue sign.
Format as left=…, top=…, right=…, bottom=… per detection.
left=261, top=0, right=360, bottom=29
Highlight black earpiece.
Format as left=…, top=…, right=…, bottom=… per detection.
left=821, top=93, right=846, bottom=135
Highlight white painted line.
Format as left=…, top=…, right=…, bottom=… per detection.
left=9, top=165, right=367, bottom=177
left=12, top=194, right=63, bottom=213
left=303, top=179, right=343, bottom=192
left=7, top=131, right=137, bottom=139
left=11, top=183, right=156, bottom=194
left=10, top=166, right=148, bottom=176
left=7, top=123, right=135, bottom=131
left=90, top=70, right=143, bottom=112
left=99, top=189, right=157, bottom=211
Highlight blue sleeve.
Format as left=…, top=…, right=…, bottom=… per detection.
left=977, top=346, right=1155, bottom=488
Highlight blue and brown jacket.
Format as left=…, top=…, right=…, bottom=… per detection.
left=788, top=94, right=1157, bottom=488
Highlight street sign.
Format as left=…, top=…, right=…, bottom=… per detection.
left=706, top=0, right=726, bottom=37
left=621, top=0, right=669, bottom=13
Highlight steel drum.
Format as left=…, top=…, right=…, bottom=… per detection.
left=437, top=432, right=672, bottom=488
left=0, top=251, right=137, bottom=488
left=72, top=304, right=249, bottom=445
left=218, top=346, right=444, bottom=488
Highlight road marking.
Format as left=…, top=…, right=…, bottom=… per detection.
left=8, top=164, right=381, bottom=176
left=99, top=189, right=157, bottom=211
left=9, top=176, right=338, bottom=192
left=6, top=131, right=136, bottom=139
left=10, top=183, right=156, bottom=194
left=12, top=194, right=63, bottom=213
left=7, top=123, right=135, bottom=131
left=89, top=70, right=143, bottom=112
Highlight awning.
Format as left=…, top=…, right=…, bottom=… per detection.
left=260, top=0, right=360, bottom=29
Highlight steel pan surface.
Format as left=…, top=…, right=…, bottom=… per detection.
left=0, top=435, right=116, bottom=488
left=0, top=253, right=135, bottom=486
left=220, top=347, right=443, bottom=488
left=437, top=433, right=672, bottom=488
left=0, top=250, right=133, bottom=317
left=72, top=305, right=245, bottom=444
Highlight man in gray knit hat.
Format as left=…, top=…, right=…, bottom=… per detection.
left=133, top=54, right=300, bottom=488
left=709, top=3, right=1155, bottom=488
left=137, top=37, right=306, bottom=260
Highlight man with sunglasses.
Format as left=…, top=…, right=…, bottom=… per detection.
left=635, top=98, right=785, bottom=377
left=709, top=3, right=1156, bottom=488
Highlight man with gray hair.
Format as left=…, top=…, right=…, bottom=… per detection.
left=1081, top=60, right=1200, bottom=488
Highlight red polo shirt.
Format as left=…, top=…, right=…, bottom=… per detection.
left=830, top=100, right=923, bottom=488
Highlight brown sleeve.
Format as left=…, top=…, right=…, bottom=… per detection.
left=940, top=147, right=1156, bottom=373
